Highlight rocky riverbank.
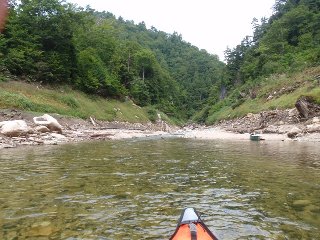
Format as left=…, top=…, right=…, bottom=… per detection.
left=215, top=107, right=320, bottom=141
left=181, top=108, right=320, bottom=142
left=1, top=105, right=320, bottom=149
left=0, top=109, right=175, bottom=149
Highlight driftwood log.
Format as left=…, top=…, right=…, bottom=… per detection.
left=295, top=96, right=320, bottom=119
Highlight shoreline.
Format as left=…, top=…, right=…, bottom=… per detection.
left=181, top=127, right=287, bottom=141
left=1, top=124, right=319, bottom=150
left=1, top=109, right=320, bottom=149
left=181, top=126, right=320, bottom=142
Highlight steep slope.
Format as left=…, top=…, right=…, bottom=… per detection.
left=197, top=0, right=320, bottom=124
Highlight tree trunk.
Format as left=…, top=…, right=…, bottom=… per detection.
left=142, top=66, right=145, bottom=82
left=127, top=52, right=131, bottom=72
left=295, top=96, right=320, bottom=119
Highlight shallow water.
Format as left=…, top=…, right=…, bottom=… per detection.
left=0, top=139, right=319, bottom=239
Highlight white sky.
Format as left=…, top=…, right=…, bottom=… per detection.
left=67, top=0, right=275, bottom=61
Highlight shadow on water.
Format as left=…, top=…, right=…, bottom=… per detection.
left=0, top=139, right=319, bottom=239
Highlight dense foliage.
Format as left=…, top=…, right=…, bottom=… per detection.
left=197, top=0, right=320, bottom=123
left=1, top=0, right=319, bottom=123
left=223, top=0, right=320, bottom=90
left=0, top=0, right=224, bottom=120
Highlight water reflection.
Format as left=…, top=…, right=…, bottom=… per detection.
left=0, top=139, right=319, bottom=239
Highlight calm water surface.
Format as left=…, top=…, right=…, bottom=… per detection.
left=0, top=138, right=319, bottom=239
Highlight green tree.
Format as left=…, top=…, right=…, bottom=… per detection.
left=77, top=48, right=124, bottom=97
left=3, top=0, right=76, bottom=82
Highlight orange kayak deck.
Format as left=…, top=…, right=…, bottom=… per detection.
left=170, top=222, right=217, bottom=240
left=169, top=208, right=218, bottom=240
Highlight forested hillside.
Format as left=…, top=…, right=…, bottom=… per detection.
left=225, top=0, right=320, bottom=85
left=0, top=0, right=224, bottom=120
left=197, top=0, right=320, bottom=123
left=1, top=0, right=319, bottom=124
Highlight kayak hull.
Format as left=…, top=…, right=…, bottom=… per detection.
left=170, top=208, right=218, bottom=240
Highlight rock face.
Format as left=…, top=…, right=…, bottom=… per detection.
left=0, top=120, right=31, bottom=137
left=33, top=114, right=63, bottom=133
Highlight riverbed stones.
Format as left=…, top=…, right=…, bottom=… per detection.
left=287, top=126, right=302, bottom=138
left=35, top=125, right=50, bottom=133
left=312, top=117, right=319, bottom=123
left=304, top=204, right=320, bottom=213
left=263, top=125, right=279, bottom=133
left=0, top=143, right=16, bottom=148
left=288, top=108, right=298, bottom=117
left=292, top=199, right=311, bottom=208
left=278, top=125, right=295, bottom=134
left=306, top=123, right=320, bottom=133
left=28, top=221, right=54, bottom=237
left=51, top=133, right=67, bottom=141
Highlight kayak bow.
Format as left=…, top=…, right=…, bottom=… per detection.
left=170, top=208, right=218, bottom=240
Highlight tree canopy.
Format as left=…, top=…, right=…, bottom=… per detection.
left=196, top=0, right=320, bottom=123
left=1, top=0, right=318, bottom=122
left=223, top=0, right=320, bottom=89
left=0, top=0, right=224, bottom=119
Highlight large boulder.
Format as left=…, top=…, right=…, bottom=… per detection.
left=0, top=120, right=31, bottom=137
left=33, top=114, right=63, bottom=133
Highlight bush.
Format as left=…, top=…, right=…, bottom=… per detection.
left=146, top=108, right=157, bottom=122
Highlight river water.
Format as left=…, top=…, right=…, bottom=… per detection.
left=0, top=138, right=319, bottom=239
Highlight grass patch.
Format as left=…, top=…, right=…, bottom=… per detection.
left=263, top=87, right=308, bottom=110
left=204, top=66, right=320, bottom=124
left=206, top=105, right=233, bottom=124
left=0, top=90, right=58, bottom=112
left=304, top=88, right=320, bottom=104
left=58, top=95, right=80, bottom=108
left=0, top=81, right=156, bottom=123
